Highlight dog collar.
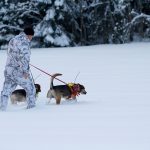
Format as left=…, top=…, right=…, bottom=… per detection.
left=67, top=83, right=80, bottom=97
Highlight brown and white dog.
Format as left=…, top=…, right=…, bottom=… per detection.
left=10, top=84, right=41, bottom=104
left=47, top=73, right=87, bottom=104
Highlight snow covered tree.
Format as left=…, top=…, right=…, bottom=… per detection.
left=0, top=0, right=150, bottom=49
left=120, top=0, right=150, bottom=42
left=34, top=0, right=72, bottom=47
left=0, top=1, right=41, bottom=49
left=74, top=0, right=119, bottom=44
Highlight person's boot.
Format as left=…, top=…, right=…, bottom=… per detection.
left=0, top=95, right=8, bottom=111
left=26, top=105, right=35, bottom=109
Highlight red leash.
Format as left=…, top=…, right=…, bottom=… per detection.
left=30, top=64, right=67, bottom=85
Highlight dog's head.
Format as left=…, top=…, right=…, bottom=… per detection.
left=77, top=84, right=87, bottom=95
left=34, top=84, right=41, bottom=93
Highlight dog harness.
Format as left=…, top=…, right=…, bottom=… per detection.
left=67, top=83, right=80, bottom=98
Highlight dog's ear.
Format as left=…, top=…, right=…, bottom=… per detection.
left=38, top=84, right=41, bottom=92
left=79, top=84, right=85, bottom=89
left=35, top=84, right=41, bottom=92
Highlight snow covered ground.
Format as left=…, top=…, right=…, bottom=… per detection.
left=0, top=43, right=150, bottom=150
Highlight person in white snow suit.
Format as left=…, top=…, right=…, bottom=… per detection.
left=0, top=26, right=35, bottom=111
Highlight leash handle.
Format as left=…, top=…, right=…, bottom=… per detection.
left=30, top=64, right=67, bottom=85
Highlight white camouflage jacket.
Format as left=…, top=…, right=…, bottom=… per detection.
left=6, top=32, right=31, bottom=76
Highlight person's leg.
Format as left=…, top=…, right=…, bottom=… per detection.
left=0, top=77, right=17, bottom=111
left=17, top=76, right=36, bottom=109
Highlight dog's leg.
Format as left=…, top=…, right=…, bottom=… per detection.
left=55, top=96, right=61, bottom=105
left=11, top=99, right=17, bottom=105
left=10, top=95, right=17, bottom=105
left=46, top=90, right=52, bottom=104
left=72, top=95, right=77, bottom=100
left=70, top=95, right=77, bottom=103
left=47, top=90, right=51, bottom=98
left=47, top=97, right=53, bottom=104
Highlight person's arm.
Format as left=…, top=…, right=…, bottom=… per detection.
left=18, top=42, right=31, bottom=77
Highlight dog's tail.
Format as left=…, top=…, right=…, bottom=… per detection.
left=50, top=73, right=62, bottom=89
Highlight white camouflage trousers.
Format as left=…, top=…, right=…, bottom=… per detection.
left=0, top=67, right=36, bottom=110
